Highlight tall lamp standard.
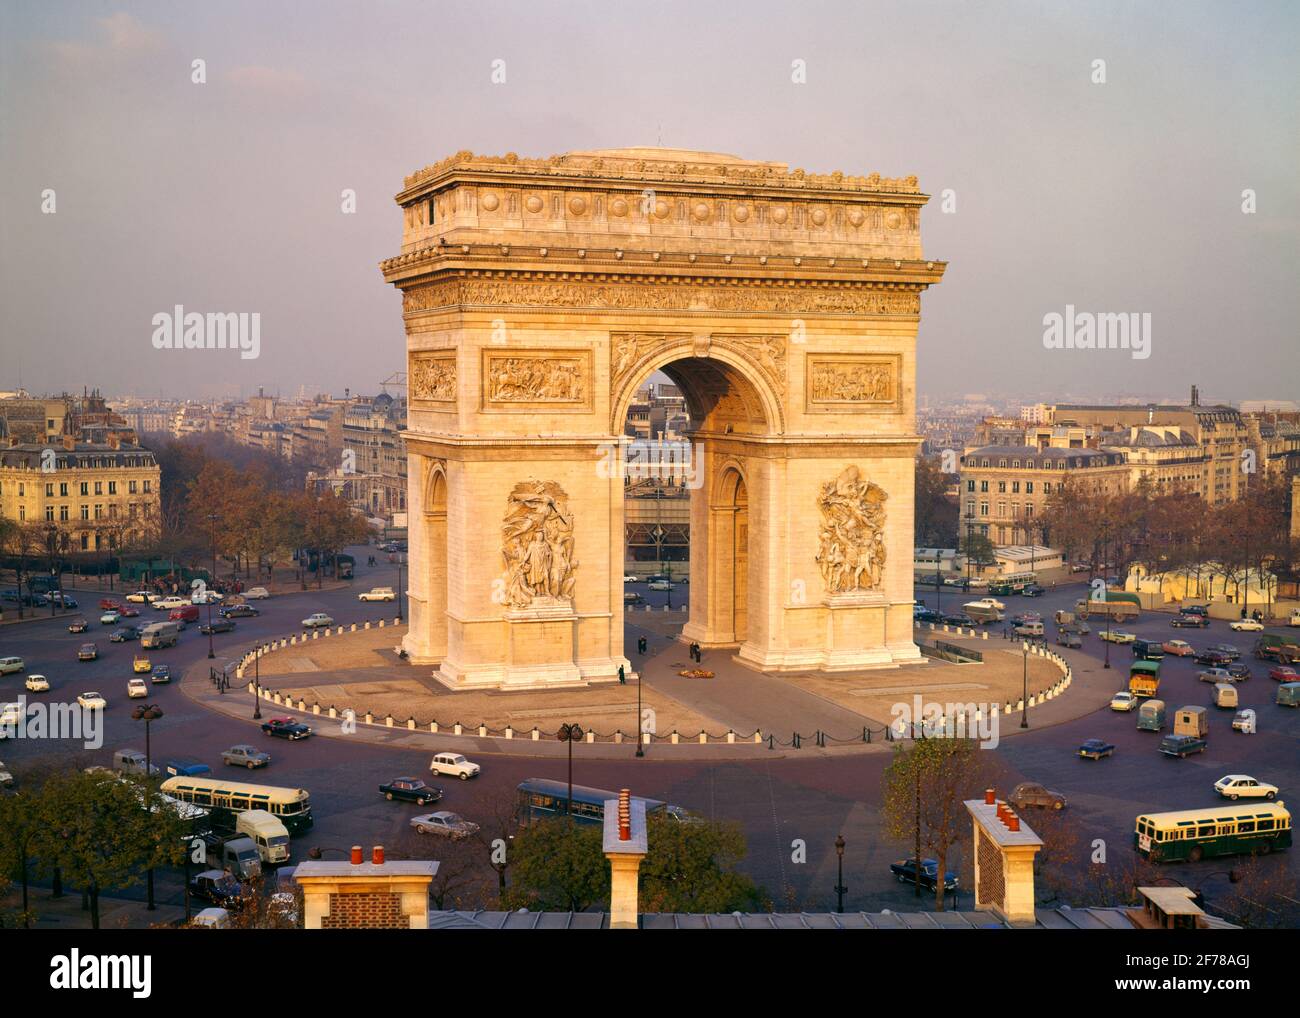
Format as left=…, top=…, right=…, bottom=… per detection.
left=635, top=668, right=645, bottom=758
left=834, top=835, right=847, bottom=913
left=556, top=723, right=584, bottom=821
left=131, top=703, right=164, bottom=911
left=1020, top=641, right=1030, bottom=729
left=963, top=510, right=975, bottom=592
left=252, top=641, right=263, bottom=721
left=396, top=553, right=404, bottom=623
left=206, top=597, right=216, bottom=659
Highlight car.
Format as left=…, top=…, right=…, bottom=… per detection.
left=1161, top=640, right=1195, bottom=657
left=0, top=657, right=25, bottom=676
left=1159, top=734, right=1207, bottom=758
left=624, top=592, right=643, bottom=604
left=1078, top=738, right=1116, bottom=760
left=940, top=613, right=976, bottom=627
left=1269, top=665, right=1298, bottom=682
left=0, top=761, right=12, bottom=787
left=125, top=591, right=156, bottom=604
left=164, top=758, right=211, bottom=777
left=1181, top=605, right=1210, bottom=617
left=222, top=744, right=270, bottom=769
left=429, top=752, right=481, bottom=780
left=1230, top=618, right=1265, bottom=632
left=244, top=587, right=271, bottom=600
left=24, top=674, right=49, bottom=693
left=1197, top=667, right=1233, bottom=684
left=1010, top=611, right=1042, bottom=624
left=1100, top=630, right=1136, bottom=644
left=118, top=606, right=140, bottom=618
left=1210, top=643, right=1241, bottom=661
left=109, top=626, right=139, bottom=643
left=220, top=604, right=260, bottom=618
left=199, top=618, right=236, bottom=635
left=623, top=575, right=639, bottom=583
left=1231, top=709, right=1257, bottom=733
left=67, top=618, right=88, bottom=634
left=1226, top=662, right=1251, bottom=681
left=1194, top=649, right=1232, bottom=667
left=301, top=613, right=334, bottom=629
left=358, top=587, right=396, bottom=602
left=648, top=581, right=673, bottom=591
left=261, top=717, right=312, bottom=740
left=127, top=678, right=148, bottom=699
left=380, top=777, right=443, bottom=805
left=132, top=655, right=152, bottom=674
left=1171, top=614, right=1210, bottom=628
left=1057, top=630, right=1082, bottom=648
left=151, top=664, right=173, bottom=684
left=189, top=870, right=248, bottom=908
left=0, top=703, right=23, bottom=730
left=889, top=858, right=958, bottom=892
left=1213, top=775, right=1278, bottom=800
left=1010, top=781, right=1067, bottom=810
left=153, top=596, right=189, bottom=611
left=98, top=598, right=123, bottom=611
left=77, top=643, right=98, bottom=661
left=913, top=607, right=942, bottom=624
left=1021, top=585, right=1047, bottom=597
left=77, top=691, right=107, bottom=710
left=98, top=611, right=121, bottom=625
left=1110, top=691, right=1138, bottom=711
left=410, top=811, right=480, bottom=839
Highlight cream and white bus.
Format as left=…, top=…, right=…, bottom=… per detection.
left=160, top=776, right=313, bottom=835
left=1135, top=801, right=1291, bottom=863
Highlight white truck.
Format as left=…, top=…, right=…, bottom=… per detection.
left=962, top=599, right=1005, bottom=624
left=235, top=809, right=291, bottom=863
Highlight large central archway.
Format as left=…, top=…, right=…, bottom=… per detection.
left=384, top=147, right=945, bottom=689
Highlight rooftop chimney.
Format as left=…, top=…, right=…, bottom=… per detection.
left=350, top=845, right=363, bottom=865
left=372, top=845, right=385, bottom=865
left=604, top=791, right=648, bottom=929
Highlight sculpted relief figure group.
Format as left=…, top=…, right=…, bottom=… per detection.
left=814, top=465, right=889, bottom=595
left=502, top=480, right=578, bottom=608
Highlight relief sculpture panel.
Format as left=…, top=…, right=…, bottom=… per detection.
left=409, top=351, right=457, bottom=403
left=481, top=349, right=592, bottom=412
left=814, top=466, right=888, bottom=594
left=805, top=354, right=900, bottom=413
left=502, top=480, right=577, bottom=608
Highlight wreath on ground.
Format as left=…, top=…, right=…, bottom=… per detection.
left=678, top=668, right=714, bottom=679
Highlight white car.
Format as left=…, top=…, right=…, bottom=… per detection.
left=623, top=575, right=639, bottom=583
left=24, top=674, right=49, bottom=692
left=1229, top=619, right=1264, bottom=632
left=154, top=596, right=189, bottom=610
left=358, top=587, right=396, bottom=602
left=0, top=761, right=12, bottom=786
left=648, top=580, right=673, bottom=591
left=0, top=657, right=25, bottom=675
left=1099, top=629, right=1136, bottom=644
left=966, top=597, right=1006, bottom=612
left=245, top=587, right=271, bottom=600
left=125, top=591, right=156, bottom=604
left=0, top=703, right=23, bottom=729
left=77, top=691, right=107, bottom=711
left=127, top=678, right=148, bottom=699
left=100, top=610, right=121, bottom=625
left=429, top=752, right=481, bottom=780
left=1214, top=775, right=1278, bottom=800
left=410, top=811, right=480, bottom=839
left=301, top=613, right=334, bottom=629
left=1109, top=691, right=1138, bottom=712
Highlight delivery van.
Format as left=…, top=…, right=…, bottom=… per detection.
left=1173, top=705, right=1209, bottom=738
left=1277, top=682, right=1300, bottom=707
left=220, top=836, right=263, bottom=880
left=1136, top=699, right=1166, bottom=732
left=1213, top=682, right=1238, bottom=709
left=140, top=621, right=180, bottom=649
left=235, top=809, right=291, bottom=863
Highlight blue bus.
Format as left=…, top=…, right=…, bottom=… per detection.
left=516, top=778, right=668, bottom=827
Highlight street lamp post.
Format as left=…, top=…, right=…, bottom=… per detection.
left=964, top=510, right=975, bottom=592
left=253, top=642, right=263, bottom=721
left=635, top=668, right=645, bottom=758
left=132, top=703, right=164, bottom=911
left=1021, top=641, right=1030, bottom=729
left=556, top=723, right=584, bottom=820
left=396, top=554, right=404, bottom=623
left=834, top=835, right=847, bottom=913
left=206, top=597, right=215, bottom=659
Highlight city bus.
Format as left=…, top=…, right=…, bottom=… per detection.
left=988, top=572, right=1037, bottom=596
left=160, top=776, right=314, bottom=835
left=516, top=778, right=667, bottom=827
left=1128, top=660, right=1162, bottom=698
left=1135, top=801, right=1291, bottom=863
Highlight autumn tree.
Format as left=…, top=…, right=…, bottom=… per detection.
left=501, top=821, right=609, bottom=913
left=639, top=814, right=768, bottom=913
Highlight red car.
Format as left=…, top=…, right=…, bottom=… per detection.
left=1269, top=665, right=1299, bottom=683
left=119, top=605, right=140, bottom=618
left=99, top=598, right=123, bottom=611
left=169, top=605, right=201, bottom=624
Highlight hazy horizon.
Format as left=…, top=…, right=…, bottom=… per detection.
left=2, top=1, right=1297, bottom=402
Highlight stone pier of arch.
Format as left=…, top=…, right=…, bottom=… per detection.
left=381, top=147, right=946, bottom=691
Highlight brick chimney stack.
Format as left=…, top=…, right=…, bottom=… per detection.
left=604, top=791, right=648, bottom=929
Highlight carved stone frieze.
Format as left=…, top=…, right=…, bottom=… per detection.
left=814, top=466, right=888, bottom=594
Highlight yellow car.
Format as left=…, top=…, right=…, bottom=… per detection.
left=132, top=655, right=152, bottom=674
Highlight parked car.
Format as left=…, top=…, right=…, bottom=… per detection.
left=220, top=604, right=260, bottom=618
left=164, top=758, right=211, bottom=778
left=410, top=811, right=480, bottom=839
left=914, top=607, right=942, bottom=624
left=109, top=627, right=139, bottom=643
left=428, top=752, right=481, bottom=780
left=1171, top=614, right=1210, bottom=628
left=889, top=858, right=958, bottom=892
left=380, top=777, right=443, bottom=805
left=77, top=691, right=107, bottom=710
left=1230, top=618, right=1265, bottom=632
left=24, top=674, right=49, bottom=692
left=622, top=575, right=639, bottom=583
left=1213, top=775, right=1278, bottom=800
left=1159, top=734, right=1207, bottom=758
left=222, top=744, right=270, bottom=769
left=1100, top=630, right=1136, bottom=644
left=67, top=618, right=88, bottom=633
left=244, top=587, right=271, bottom=600
left=1010, top=781, right=1067, bottom=810
left=1078, top=738, right=1115, bottom=760
left=1268, top=665, right=1298, bottom=683
left=261, top=717, right=312, bottom=740
left=1162, top=640, right=1195, bottom=657
left=127, top=678, right=148, bottom=699
left=133, top=655, right=152, bottom=674
left=358, top=587, right=397, bottom=602
left=199, top=618, right=236, bottom=635
left=940, top=613, right=976, bottom=627
left=151, top=664, right=173, bottom=684
left=1110, top=691, right=1138, bottom=712
left=1181, top=605, right=1210, bottom=617
left=301, top=613, right=334, bottom=629
left=77, top=643, right=98, bottom=661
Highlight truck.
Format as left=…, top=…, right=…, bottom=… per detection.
left=201, top=831, right=263, bottom=880
left=961, top=600, right=1004, bottom=624
left=1253, top=631, right=1300, bottom=664
left=235, top=809, right=291, bottom=864
left=140, top=621, right=180, bottom=649
left=1075, top=590, right=1141, bottom=623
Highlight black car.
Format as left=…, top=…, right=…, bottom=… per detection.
left=1181, top=605, right=1210, bottom=617
left=1194, top=649, right=1232, bottom=666
left=261, top=717, right=312, bottom=740
left=1171, top=614, right=1210, bottom=628
left=189, top=870, right=249, bottom=908
left=1021, top=585, right=1047, bottom=597
left=199, top=618, right=236, bottom=635
left=109, top=626, right=140, bottom=643
left=940, top=613, right=976, bottom=627
left=1226, top=662, right=1251, bottom=681
left=914, top=607, right=942, bottom=624
left=1210, top=643, right=1241, bottom=661
left=889, top=858, right=958, bottom=892
left=220, top=604, right=260, bottom=618
left=379, top=777, right=443, bottom=805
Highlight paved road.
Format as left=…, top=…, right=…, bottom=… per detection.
left=2, top=561, right=1296, bottom=919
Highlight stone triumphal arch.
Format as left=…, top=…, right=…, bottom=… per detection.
left=381, top=148, right=945, bottom=689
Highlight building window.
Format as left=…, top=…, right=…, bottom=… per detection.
left=18, top=483, right=24, bottom=497
left=129, top=480, right=138, bottom=494
left=18, top=506, right=25, bottom=521
left=144, top=480, right=152, bottom=493
left=60, top=482, right=68, bottom=496
left=80, top=533, right=89, bottom=551
left=59, top=505, right=69, bottom=521
left=45, top=483, right=54, bottom=497
left=998, top=481, right=1006, bottom=493
left=998, top=501, right=1006, bottom=517
left=1043, top=482, right=1052, bottom=494
left=1012, top=481, right=1020, bottom=493
left=94, top=481, right=102, bottom=495
left=966, top=480, right=975, bottom=492
left=1026, top=482, right=1034, bottom=494
left=980, top=501, right=989, bottom=516
left=80, top=482, right=89, bottom=496
left=94, top=504, right=103, bottom=520
left=980, top=480, right=989, bottom=493
left=45, top=506, right=54, bottom=522
left=108, top=481, right=116, bottom=495
left=80, top=505, right=89, bottom=520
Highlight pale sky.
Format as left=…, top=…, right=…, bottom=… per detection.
left=1, top=0, right=1297, bottom=403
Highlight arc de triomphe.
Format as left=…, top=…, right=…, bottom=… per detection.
left=381, top=148, right=945, bottom=690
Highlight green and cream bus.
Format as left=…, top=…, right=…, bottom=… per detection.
left=160, top=776, right=314, bottom=835
left=1135, top=801, right=1291, bottom=863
